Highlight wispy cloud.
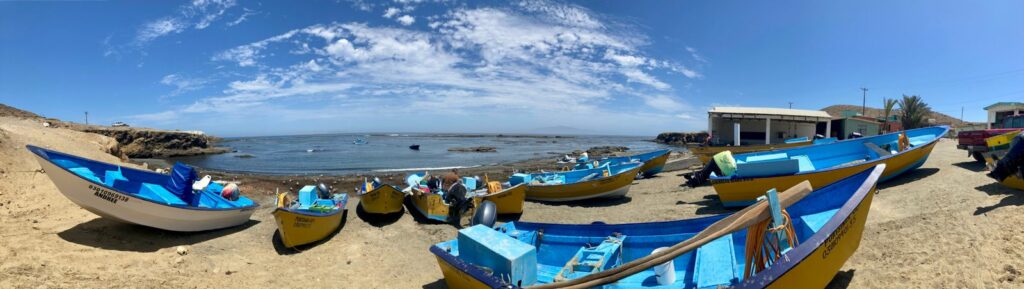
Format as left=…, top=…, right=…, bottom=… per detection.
left=159, top=74, right=210, bottom=98
left=133, top=0, right=705, bottom=134
left=132, top=0, right=238, bottom=46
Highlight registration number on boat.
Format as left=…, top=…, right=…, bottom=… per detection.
left=294, top=216, right=314, bottom=228
left=89, top=184, right=128, bottom=204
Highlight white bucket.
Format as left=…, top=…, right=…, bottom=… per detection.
left=651, top=247, right=676, bottom=285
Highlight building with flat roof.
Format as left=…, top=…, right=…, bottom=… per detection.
left=707, top=107, right=833, bottom=146
left=985, top=102, right=1024, bottom=129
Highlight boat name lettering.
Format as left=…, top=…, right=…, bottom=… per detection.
left=89, top=184, right=128, bottom=204
left=294, top=216, right=314, bottom=228
left=822, top=206, right=858, bottom=259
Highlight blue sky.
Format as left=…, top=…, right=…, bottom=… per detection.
left=1, top=0, right=1022, bottom=137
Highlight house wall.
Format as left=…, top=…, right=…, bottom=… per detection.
left=710, top=117, right=818, bottom=145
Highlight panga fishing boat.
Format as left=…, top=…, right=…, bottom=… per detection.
left=708, top=126, right=947, bottom=207
left=273, top=184, right=349, bottom=248
left=406, top=173, right=527, bottom=222
left=512, top=163, right=642, bottom=202
left=356, top=179, right=407, bottom=214
left=692, top=137, right=836, bottom=164
left=581, top=149, right=671, bottom=178
left=27, top=145, right=258, bottom=232
left=983, top=131, right=1024, bottom=190
left=431, top=165, right=886, bottom=289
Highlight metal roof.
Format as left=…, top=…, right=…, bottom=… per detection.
left=984, top=102, right=1024, bottom=110
left=709, top=106, right=832, bottom=122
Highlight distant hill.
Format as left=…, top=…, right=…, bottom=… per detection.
left=821, top=104, right=970, bottom=126
left=0, top=103, right=42, bottom=119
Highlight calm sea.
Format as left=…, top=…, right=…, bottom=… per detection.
left=167, top=133, right=674, bottom=175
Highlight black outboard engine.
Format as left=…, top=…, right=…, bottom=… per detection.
left=988, top=134, right=1024, bottom=182
left=472, top=200, right=498, bottom=228
left=317, top=183, right=332, bottom=199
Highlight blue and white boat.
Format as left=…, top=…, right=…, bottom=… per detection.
left=431, top=165, right=885, bottom=288
left=28, top=145, right=258, bottom=232
left=579, top=149, right=671, bottom=178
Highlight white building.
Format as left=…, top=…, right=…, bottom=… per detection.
left=708, top=107, right=833, bottom=146
left=985, top=102, right=1024, bottom=129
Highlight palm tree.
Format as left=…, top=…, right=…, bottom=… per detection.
left=882, top=97, right=898, bottom=132
left=898, top=95, right=931, bottom=129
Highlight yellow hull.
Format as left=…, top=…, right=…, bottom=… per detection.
left=984, top=155, right=1024, bottom=191
left=693, top=141, right=813, bottom=164
left=358, top=185, right=406, bottom=214
left=712, top=141, right=937, bottom=206
left=436, top=255, right=491, bottom=289
left=481, top=184, right=527, bottom=214
left=765, top=185, right=874, bottom=288
left=639, top=151, right=670, bottom=177
left=272, top=208, right=343, bottom=248
left=525, top=166, right=641, bottom=202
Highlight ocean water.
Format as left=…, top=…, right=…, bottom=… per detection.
left=168, top=133, right=674, bottom=175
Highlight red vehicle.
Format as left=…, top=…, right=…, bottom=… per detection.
left=957, top=115, right=1024, bottom=162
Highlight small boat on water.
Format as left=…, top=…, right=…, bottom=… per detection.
left=405, top=173, right=527, bottom=222
left=691, top=137, right=836, bottom=164
left=410, top=144, right=421, bottom=150
left=580, top=149, right=671, bottom=178
left=273, top=184, right=348, bottom=248
left=356, top=179, right=407, bottom=215
left=512, top=163, right=642, bottom=202
left=431, top=165, right=886, bottom=289
left=27, top=145, right=258, bottom=232
left=984, top=131, right=1024, bottom=190
left=707, top=126, right=947, bottom=206
left=353, top=138, right=368, bottom=145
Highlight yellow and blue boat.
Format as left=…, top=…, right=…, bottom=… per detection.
left=430, top=165, right=886, bottom=289
left=512, top=163, right=642, bottom=202
left=406, top=174, right=527, bottom=222
left=710, top=126, right=947, bottom=207
left=273, top=185, right=348, bottom=248
left=585, top=149, right=671, bottom=178
left=983, top=131, right=1024, bottom=190
left=357, top=180, right=407, bottom=215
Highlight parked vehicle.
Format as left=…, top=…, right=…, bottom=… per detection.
left=111, top=121, right=129, bottom=127
left=957, top=115, right=1023, bottom=162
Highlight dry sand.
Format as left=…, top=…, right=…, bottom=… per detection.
left=1, top=115, right=1022, bottom=288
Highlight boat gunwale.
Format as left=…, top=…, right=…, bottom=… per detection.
left=524, top=162, right=643, bottom=190
left=430, top=165, right=885, bottom=289
left=709, top=126, right=948, bottom=183
left=27, top=144, right=261, bottom=212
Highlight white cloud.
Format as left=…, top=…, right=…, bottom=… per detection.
left=383, top=7, right=401, bottom=18
left=396, top=15, right=415, bottom=25
left=675, top=113, right=693, bottom=119
left=132, top=0, right=238, bottom=45
left=140, top=1, right=706, bottom=134
left=159, top=74, right=209, bottom=98
left=227, top=8, right=257, bottom=26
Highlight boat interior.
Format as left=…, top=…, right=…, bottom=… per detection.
left=36, top=147, right=255, bottom=209
left=510, top=163, right=641, bottom=186
left=712, top=127, right=944, bottom=179
left=435, top=167, right=877, bottom=288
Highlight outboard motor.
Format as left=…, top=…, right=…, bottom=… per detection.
left=317, top=183, right=332, bottom=199
left=471, top=200, right=498, bottom=228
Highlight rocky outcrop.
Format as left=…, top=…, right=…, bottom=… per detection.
left=655, top=132, right=708, bottom=146
left=448, top=146, right=497, bottom=153
left=82, top=128, right=229, bottom=158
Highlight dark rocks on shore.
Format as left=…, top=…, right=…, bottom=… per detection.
left=584, top=146, right=630, bottom=157
left=84, top=128, right=229, bottom=158
left=655, top=132, right=709, bottom=146
left=448, top=146, right=498, bottom=153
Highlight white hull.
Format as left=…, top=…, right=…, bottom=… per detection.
left=34, top=154, right=257, bottom=232
left=524, top=185, right=631, bottom=202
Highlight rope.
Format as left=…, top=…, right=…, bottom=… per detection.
left=743, top=210, right=798, bottom=278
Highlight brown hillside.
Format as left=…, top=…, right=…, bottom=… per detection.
left=821, top=104, right=967, bottom=126
left=0, top=103, right=43, bottom=119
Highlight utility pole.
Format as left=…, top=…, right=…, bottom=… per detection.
left=860, top=87, right=868, bottom=116
left=960, top=106, right=964, bottom=124
left=85, top=111, right=88, bottom=125
left=788, top=102, right=793, bottom=109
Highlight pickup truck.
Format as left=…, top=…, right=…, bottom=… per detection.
left=957, top=115, right=1023, bottom=162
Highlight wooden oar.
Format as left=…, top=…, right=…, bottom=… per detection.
left=526, top=180, right=813, bottom=289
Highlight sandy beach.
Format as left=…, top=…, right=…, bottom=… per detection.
left=1, top=114, right=1022, bottom=289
